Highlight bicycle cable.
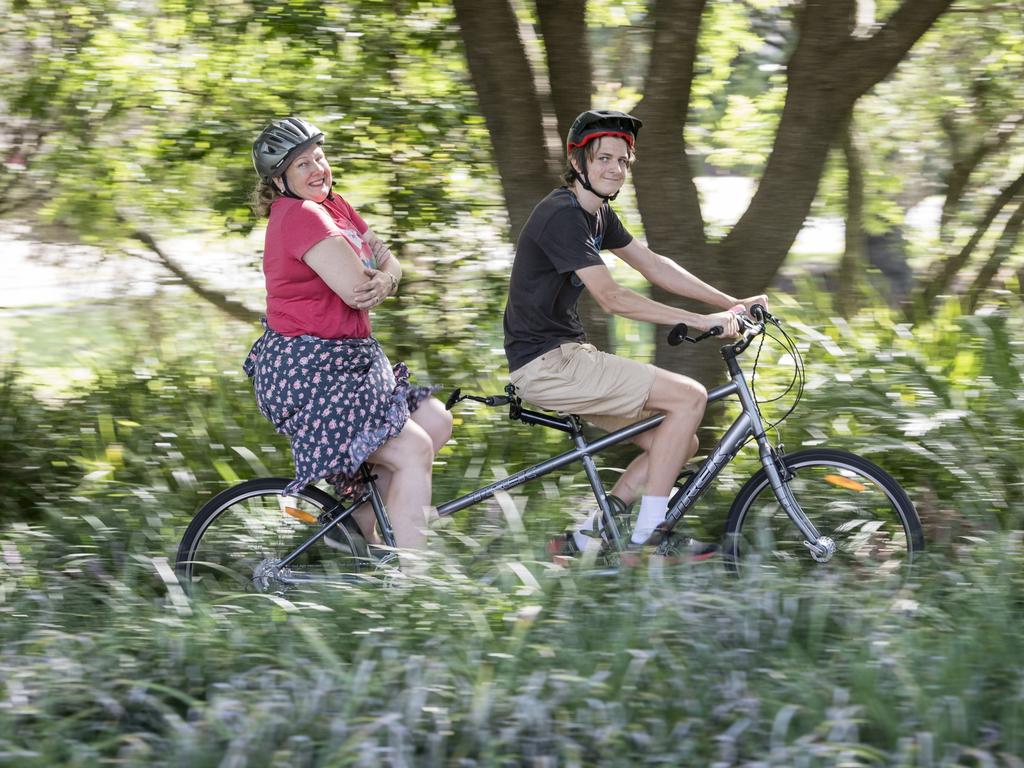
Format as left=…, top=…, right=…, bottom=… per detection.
left=746, top=316, right=805, bottom=439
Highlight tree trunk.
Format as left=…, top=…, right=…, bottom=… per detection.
left=717, top=0, right=951, bottom=299
left=535, top=0, right=591, bottom=145
left=631, top=0, right=708, bottom=266
left=964, top=195, right=1024, bottom=314
left=837, top=115, right=866, bottom=318
left=533, top=0, right=611, bottom=351
left=452, top=0, right=559, bottom=242
left=629, top=0, right=712, bottom=381
left=626, top=0, right=947, bottom=385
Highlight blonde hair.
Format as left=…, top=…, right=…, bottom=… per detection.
left=250, top=178, right=281, bottom=218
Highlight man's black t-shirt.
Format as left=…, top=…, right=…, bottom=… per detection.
left=503, top=187, right=633, bottom=372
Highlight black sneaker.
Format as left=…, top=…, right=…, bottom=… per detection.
left=657, top=534, right=719, bottom=562
left=623, top=529, right=719, bottom=565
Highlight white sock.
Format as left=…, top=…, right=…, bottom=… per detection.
left=631, top=495, right=669, bottom=545
left=572, top=510, right=604, bottom=551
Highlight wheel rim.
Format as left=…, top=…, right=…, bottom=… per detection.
left=181, top=488, right=367, bottom=595
left=729, top=459, right=916, bottom=579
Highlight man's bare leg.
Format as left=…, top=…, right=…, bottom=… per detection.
left=627, top=369, right=707, bottom=543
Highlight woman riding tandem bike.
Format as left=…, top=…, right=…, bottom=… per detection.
left=245, top=117, right=452, bottom=552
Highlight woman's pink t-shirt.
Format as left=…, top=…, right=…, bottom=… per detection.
left=263, top=194, right=376, bottom=339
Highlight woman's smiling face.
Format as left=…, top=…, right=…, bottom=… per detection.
left=279, top=144, right=333, bottom=202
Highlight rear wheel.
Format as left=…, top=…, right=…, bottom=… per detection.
left=723, top=449, right=923, bottom=580
left=175, top=478, right=371, bottom=596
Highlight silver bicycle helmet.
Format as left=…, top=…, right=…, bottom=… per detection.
left=252, top=117, right=325, bottom=183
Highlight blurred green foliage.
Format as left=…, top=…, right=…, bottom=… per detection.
left=1, top=0, right=502, bottom=245
left=2, top=0, right=1024, bottom=761
left=2, top=291, right=1024, bottom=763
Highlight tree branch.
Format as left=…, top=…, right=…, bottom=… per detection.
left=840, top=0, right=954, bottom=101
left=964, top=194, right=1024, bottom=313
left=940, top=112, right=1023, bottom=237
left=125, top=226, right=261, bottom=325
left=912, top=169, right=1024, bottom=320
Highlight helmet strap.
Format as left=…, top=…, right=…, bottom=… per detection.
left=571, top=158, right=619, bottom=203
left=279, top=175, right=302, bottom=200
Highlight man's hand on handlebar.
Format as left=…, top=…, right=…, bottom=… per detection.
left=735, top=295, right=769, bottom=316
left=704, top=310, right=741, bottom=338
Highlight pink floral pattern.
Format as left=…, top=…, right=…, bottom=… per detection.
left=244, top=325, right=433, bottom=496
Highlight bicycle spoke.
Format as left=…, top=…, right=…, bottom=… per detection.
left=725, top=449, right=922, bottom=583
left=177, top=480, right=369, bottom=597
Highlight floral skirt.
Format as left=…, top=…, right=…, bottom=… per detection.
left=243, top=325, right=434, bottom=496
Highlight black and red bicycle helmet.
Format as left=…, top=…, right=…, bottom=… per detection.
left=566, top=109, right=642, bottom=155
left=565, top=109, right=642, bottom=202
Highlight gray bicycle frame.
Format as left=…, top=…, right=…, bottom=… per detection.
left=430, top=352, right=822, bottom=549
left=273, top=337, right=824, bottom=570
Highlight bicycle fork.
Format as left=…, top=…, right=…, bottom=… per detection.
left=756, top=444, right=834, bottom=562
left=733, top=369, right=834, bottom=562
left=659, top=363, right=834, bottom=562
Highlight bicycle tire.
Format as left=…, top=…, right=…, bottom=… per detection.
left=723, top=448, right=923, bottom=579
left=175, top=478, right=371, bottom=595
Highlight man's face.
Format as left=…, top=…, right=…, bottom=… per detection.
left=579, top=136, right=631, bottom=196
left=278, top=145, right=333, bottom=202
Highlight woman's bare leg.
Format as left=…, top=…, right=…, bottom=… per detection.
left=410, top=397, right=454, bottom=452
left=360, top=399, right=452, bottom=548
left=366, top=420, right=435, bottom=549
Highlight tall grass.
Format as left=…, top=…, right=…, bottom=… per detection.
left=2, top=528, right=1022, bottom=765
left=1, top=295, right=1023, bottom=765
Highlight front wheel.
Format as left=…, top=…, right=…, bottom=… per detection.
left=723, top=449, right=923, bottom=579
left=175, top=478, right=371, bottom=596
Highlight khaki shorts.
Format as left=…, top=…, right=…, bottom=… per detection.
left=509, top=343, right=657, bottom=432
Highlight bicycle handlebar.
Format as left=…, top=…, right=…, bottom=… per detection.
left=667, top=304, right=772, bottom=350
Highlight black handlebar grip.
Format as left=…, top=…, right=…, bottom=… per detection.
left=750, top=304, right=766, bottom=322
left=668, top=323, right=689, bottom=346
left=444, top=388, right=461, bottom=411
left=484, top=396, right=511, bottom=407
left=709, top=326, right=723, bottom=337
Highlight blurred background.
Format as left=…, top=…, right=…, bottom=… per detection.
left=1, top=0, right=1022, bottom=764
